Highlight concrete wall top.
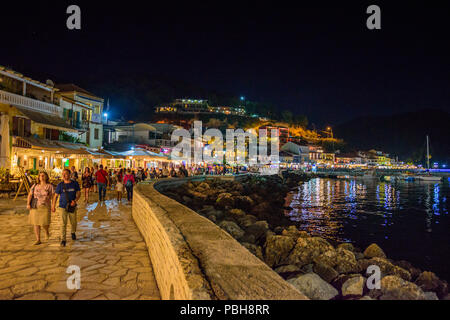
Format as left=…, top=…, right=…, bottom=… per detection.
left=134, top=176, right=308, bottom=300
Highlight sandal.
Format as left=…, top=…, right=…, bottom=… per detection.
left=33, top=240, right=42, bottom=246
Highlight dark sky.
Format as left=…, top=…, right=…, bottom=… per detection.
left=1, top=1, right=449, bottom=126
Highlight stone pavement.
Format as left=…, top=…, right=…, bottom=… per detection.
left=0, top=190, right=160, bottom=300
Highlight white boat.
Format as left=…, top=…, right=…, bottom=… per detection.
left=417, top=175, right=442, bottom=182
left=417, top=135, right=442, bottom=182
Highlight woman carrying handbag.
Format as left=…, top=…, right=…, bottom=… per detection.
left=27, top=172, right=54, bottom=245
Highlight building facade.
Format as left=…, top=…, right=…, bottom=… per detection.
left=56, top=84, right=104, bottom=149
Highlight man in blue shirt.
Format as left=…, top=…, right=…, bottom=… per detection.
left=52, top=169, right=81, bottom=247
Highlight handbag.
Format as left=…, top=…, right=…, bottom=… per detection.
left=29, top=185, right=38, bottom=209
left=63, top=183, right=77, bottom=213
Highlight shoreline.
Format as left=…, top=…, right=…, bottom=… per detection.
left=162, top=173, right=449, bottom=300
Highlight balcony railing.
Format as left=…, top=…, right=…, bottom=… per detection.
left=0, top=89, right=59, bottom=115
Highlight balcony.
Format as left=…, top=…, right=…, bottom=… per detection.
left=0, top=89, right=59, bottom=115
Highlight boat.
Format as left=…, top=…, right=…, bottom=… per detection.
left=417, top=175, right=442, bottom=182
left=416, top=135, right=442, bottom=182
left=357, top=169, right=379, bottom=180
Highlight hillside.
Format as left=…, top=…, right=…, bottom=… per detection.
left=334, top=109, right=450, bottom=165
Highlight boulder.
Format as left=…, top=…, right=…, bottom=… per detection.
left=337, top=243, right=355, bottom=252
left=282, top=226, right=306, bottom=240
left=275, top=265, right=302, bottom=275
left=216, top=193, right=235, bottom=208
left=240, top=233, right=256, bottom=244
left=228, top=209, right=246, bottom=220
left=313, top=262, right=339, bottom=283
left=287, top=273, right=338, bottom=300
left=379, top=275, right=426, bottom=300
left=238, top=215, right=258, bottom=228
left=246, top=221, right=269, bottom=242
left=287, top=237, right=334, bottom=267
left=395, top=260, right=421, bottom=280
left=368, top=257, right=411, bottom=281
left=234, top=196, right=254, bottom=211
left=423, top=292, right=439, bottom=300
left=415, top=271, right=448, bottom=298
left=363, top=243, right=386, bottom=259
left=313, top=250, right=337, bottom=268
left=218, top=221, right=244, bottom=240
left=196, top=182, right=211, bottom=191
left=264, top=235, right=296, bottom=268
left=335, top=248, right=359, bottom=274
left=341, top=275, right=365, bottom=297
left=241, top=243, right=264, bottom=261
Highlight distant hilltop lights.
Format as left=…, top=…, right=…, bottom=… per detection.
left=155, top=99, right=248, bottom=117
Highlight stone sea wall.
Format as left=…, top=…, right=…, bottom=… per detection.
left=162, top=174, right=450, bottom=300
left=132, top=177, right=308, bottom=300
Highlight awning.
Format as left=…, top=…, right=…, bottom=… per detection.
left=15, top=107, right=78, bottom=133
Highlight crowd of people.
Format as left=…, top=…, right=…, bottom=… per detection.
left=25, top=163, right=246, bottom=247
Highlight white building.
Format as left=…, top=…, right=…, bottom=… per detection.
left=56, top=84, right=104, bottom=149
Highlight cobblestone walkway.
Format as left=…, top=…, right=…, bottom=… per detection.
left=0, top=191, right=160, bottom=300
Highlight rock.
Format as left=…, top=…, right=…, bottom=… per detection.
left=314, top=250, right=337, bottom=268
left=423, top=292, right=439, bottom=300
left=196, top=182, right=210, bottom=191
left=355, top=252, right=365, bottom=260
left=182, top=196, right=192, bottom=204
left=246, top=221, right=269, bottom=242
left=359, top=296, right=374, bottom=300
left=341, top=275, right=365, bottom=297
left=313, top=262, right=339, bottom=283
left=275, top=265, right=302, bottom=273
left=337, top=243, right=355, bottom=252
left=395, top=260, right=421, bottom=280
left=240, top=233, right=256, bottom=244
left=415, top=271, right=448, bottom=298
left=369, top=257, right=411, bottom=281
left=242, top=243, right=264, bottom=261
left=234, top=196, right=254, bottom=211
left=207, top=215, right=217, bottom=223
left=238, top=215, right=258, bottom=228
left=287, top=237, right=334, bottom=267
left=301, top=264, right=314, bottom=274
left=216, top=193, right=235, bottom=208
left=274, top=226, right=284, bottom=235
left=218, top=221, right=245, bottom=240
left=379, top=276, right=426, bottom=300
left=287, top=273, right=338, bottom=300
left=282, top=226, right=309, bottom=240
left=335, top=248, right=359, bottom=274
left=264, top=235, right=296, bottom=268
left=331, top=274, right=361, bottom=292
left=228, top=209, right=246, bottom=220
left=363, top=243, right=386, bottom=259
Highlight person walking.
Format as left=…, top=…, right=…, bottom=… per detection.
left=52, top=169, right=81, bottom=247
left=123, top=169, right=135, bottom=203
left=116, top=169, right=124, bottom=203
left=27, top=172, right=54, bottom=245
left=70, top=166, right=79, bottom=182
left=94, top=165, right=100, bottom=193
left=95, top=165, right=109, bottom=202
left=82, top=167, right=92, bottom=203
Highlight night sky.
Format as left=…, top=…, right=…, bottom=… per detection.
left=1, top=1, right=449, bottom=126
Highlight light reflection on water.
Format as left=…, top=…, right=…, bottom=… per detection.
left=286, top=178, right=450, bottom=280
